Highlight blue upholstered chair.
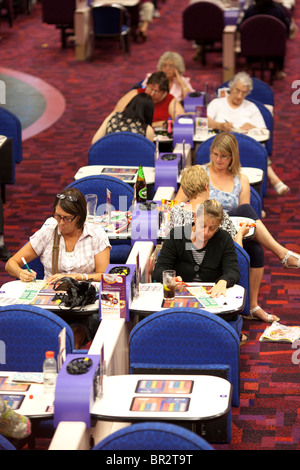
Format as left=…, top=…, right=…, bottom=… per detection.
left=93, top=422, right=214, bottom=450
left=0, top=434, right=16, bottom=450
left=66, top=175, right=134, bottom=264
left=247, top=98, right=274, bottom=156
left=234, top=241, right=250, bottom=317
left=91, top=4, right=131, bottom=55
left=250, top=185, right=262, bottom=219
left=0, top=107, right=22, bottom=184
left=195, top=132, right=268, bottom=197
left=0, top=305, right=75, bottom=372
left=88, top=132, right=156, bottom=167
left=129, top=308, right=240, bottom=408
left=218, top=77, right=274, bottom=108
left=27, top=256, right=45, bottom=280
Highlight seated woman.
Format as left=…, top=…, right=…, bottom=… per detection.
left=176, top=133, right=300, bottom=322
left=114, top=71, right=185, bottom=129
left=142, top=51, right=195, bottom=102
left=92, top=93, right=155, bottom=144
left=207, top=72, right=289, bottom=196
left=152, top=199, right=240, bottom=300
left=5, top=188, right=111, bottom=348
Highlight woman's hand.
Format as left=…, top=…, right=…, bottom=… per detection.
left=208, top=280, right=227, bottom=298
left=46, top=273, right=82, bottom=285
left=19, top=268, right=37, bottom=283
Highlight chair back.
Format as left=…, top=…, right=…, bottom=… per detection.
left=0, top=434, right=16, bottom=450
left=195, top=132, right=268, bottom=196
left=66, top=175, right=134, bottom=214
left=129, top=308, right=240, bottom=406
left=66, top=175, right=134, bottom=263
left=218, top=76, right=274, bottom=107
left=234, top=241, right=250, bottom=317
left=183, top=2, right=224, bottom=41
left=41, top=0, right=76, bottom=25
left=247, top=98, right=273, bottom=156
left=27, top=256, right=45, bottom=280
left=93, top=422, right=214, bottom=450
left=92, top=4, right=128, bottom=36
left=0, top=107, right=22, bottom=183
left=88, top=132, right=155, bottom=167
left=250, top=186, right=262, bottom=218
left=240, top=15, right=286, bottom=59
left=0, top=305, right=74, bottom=372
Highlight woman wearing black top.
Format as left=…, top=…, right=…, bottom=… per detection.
left=152, top=199, right=240, bottom=299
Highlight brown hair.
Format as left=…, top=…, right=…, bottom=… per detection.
left=53, top=188, right=87, bottom=229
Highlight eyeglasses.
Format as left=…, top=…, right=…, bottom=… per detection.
left=161, top=62, right=175, bottom=69
left=211, top=151, right=231, bottom=160
left=53, top=211, right=77, bottom=224
left=146, top=85, right=163, bottom=96
left=232, top=87, right=248, bottom=97
left=56, top=193, right=78, bottom=202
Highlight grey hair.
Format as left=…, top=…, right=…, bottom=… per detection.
left=157, top=51, right=186, bottom=75
left=228, top=72, right=253, bottom=93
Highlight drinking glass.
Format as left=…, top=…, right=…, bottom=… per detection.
left=162, top=270, right=176, bottom=300
left=85, top=194, right=98, bottom=222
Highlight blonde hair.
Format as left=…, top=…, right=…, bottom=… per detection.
left=208, top=132, right=241, bottom=175
left=180, top=165, right=209, bottom=199
left=157, top=51, right=186, bottom=75
left=196, top=199, right=224, bottom=225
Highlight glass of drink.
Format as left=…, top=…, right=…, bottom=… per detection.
left=85, top=194, right=98, bottom=222
left=163, top=270, right=176, bottom=301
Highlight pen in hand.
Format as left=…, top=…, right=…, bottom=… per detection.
left=21, top=257, right=36, bottom=281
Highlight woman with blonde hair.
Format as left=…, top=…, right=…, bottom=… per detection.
left=176, top=133, right=300, bottom=323
left=142, top=51, right=195, bottom=102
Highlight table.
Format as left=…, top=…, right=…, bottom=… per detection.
left=194, top=127, right=270, bottom=144
left=0, top=373, right=53, bottom=419
left=91, top=374, right=232, bottom=427
left=130, top=282, right=245, bottom=319
left=0, top=280, right=99, bottom=316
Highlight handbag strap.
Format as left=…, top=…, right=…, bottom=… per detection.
left=52, top=225, right=60, bottom=275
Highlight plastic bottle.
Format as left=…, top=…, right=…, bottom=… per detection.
left=135, top=165, right=147, bottom=202
left=43, top=351, right=57, bottom=396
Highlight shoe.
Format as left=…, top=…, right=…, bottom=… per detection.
left=281, top=250, right=300, bottom=269
left=244, top=306, right=280, bottom=323
left=0, top=245, right=12, bottom=262
left=274, top=181, right=290, bottom=195
left=240, top=333, right=250, bottom=345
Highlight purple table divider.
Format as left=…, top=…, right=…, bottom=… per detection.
left=54, top=354, right=100, bottom=428
left=154, top=152, right=182, bottom=192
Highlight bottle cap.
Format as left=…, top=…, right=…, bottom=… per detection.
left=45, top=351, right=55, bottom=358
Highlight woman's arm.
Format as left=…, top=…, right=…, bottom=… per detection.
left=238, top=173, right=251, bottom=205
left=168, top=98, right=185, bottom=121
left=145, top=125, right=155, bottom=141
left=5, top=242, right=38, bottom=282
left=91, top=112, right=114, bottom=144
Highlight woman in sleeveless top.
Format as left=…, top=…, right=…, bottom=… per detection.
left=92, top=93, right=155, bottom=144
left=176, top=133, right=300, bottom=323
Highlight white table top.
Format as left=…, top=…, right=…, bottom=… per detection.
left=131, top=282, right=245, bottom=317
left=0, top=373, right=53, bottom=418
left=194, top=128, right=270, bottom=143
left=91, top=374, right=232, bottom=422
left=0, top=280, right=99, bottom=313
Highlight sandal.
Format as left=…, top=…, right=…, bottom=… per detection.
left=244, top=306, right=280, bottom=323
left=274, top=181, right=290, bottom=195
left=281, top=251, right=300, bottom=269
left=240, top=333, right=250, bottom=345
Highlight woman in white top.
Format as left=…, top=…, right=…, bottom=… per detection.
left=207, top=72, right=289, bottom=196
left=5, top=188, right=111, bottom=347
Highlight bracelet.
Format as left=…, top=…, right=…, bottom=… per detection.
left=83, top=273, right=88, bottom=280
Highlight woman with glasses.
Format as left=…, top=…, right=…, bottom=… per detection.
left=114, top=71, right=184, bottom=129
left=5, top=188, right=111, bottom=347
left=6, top=188, right=111, bottom=284
left=176, top=133, right=300, bottom=322
left=207, top=72, right=289, bottom=196
left=142, top=52, right=195, bottom=102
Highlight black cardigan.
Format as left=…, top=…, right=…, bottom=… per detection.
left=152, top=224, right=240, bottom=286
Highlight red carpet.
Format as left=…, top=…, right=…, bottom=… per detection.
left=0, top=0, right=299, bottom=450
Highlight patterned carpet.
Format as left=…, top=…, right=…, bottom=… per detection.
left=0, top=0, right=299, bottom=450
